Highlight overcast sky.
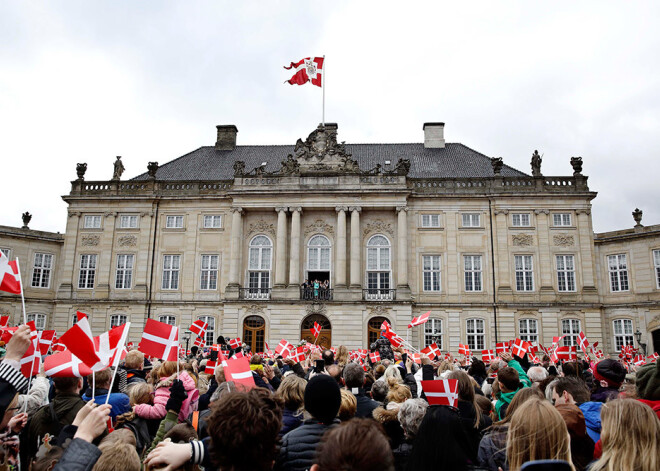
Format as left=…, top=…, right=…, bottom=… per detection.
left=1, top=1, right=658, bottom=234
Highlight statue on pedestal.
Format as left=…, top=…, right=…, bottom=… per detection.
left=112, top=156, right=125, bottom=180
left=531, top=150, right=543, bottom=177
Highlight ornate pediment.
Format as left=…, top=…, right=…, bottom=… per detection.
left=363, top=220, right=394, bottom=237
left=247, top=220, right=276, bottom=238
left=304, top=219, right=334, bottom=237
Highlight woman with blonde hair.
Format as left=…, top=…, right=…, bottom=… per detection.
left=373, top=378, right=412, bottom=451
left=275, top=374, right=307, bottom=436
left=506, top=397, right=574, bottom=471
left=335, top=345, right=349, bottom=367
left=589, top=398, right=659, bottom=471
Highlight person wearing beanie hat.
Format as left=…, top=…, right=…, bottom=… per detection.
left=275, top=375, right=341, bottom=471
left=635, top=360, right=660, bottom=419
left=591, top=359, right=626, bottom=403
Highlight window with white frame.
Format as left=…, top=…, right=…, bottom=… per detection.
left=71, top=313, right=79, bottom=326
left=115, top=254, right=134, bottom=289
left=159, top=315, right=177, bottom=326
left=424, top=318, right=443, bottom=349
left=421, top=214, right=441, bottom=228
left=653, top=249, right=660, bottom=289
left=464, top=255, right=483, bottom=291
left=110, top=314, right=127, bottom=329
left=83, top=215, right=102, bottom=229
left=31, top=253, right=53, bottom=288
left=27, top=313, right=46, bottom=330
left=366, top=235, right=391, bottom=296
left=203, top=215, right=222, bottom=229
left=466, top=318, right=485, bottom=351
left=119, top=215, right=138, bottom=229
left=612, top=319, right=634, bottom=352
left=514, top=255, right=534, bottom=291
left=422, top=255, right=441, bottom=292
left=165, top=215, right=184, bottom=229
left=462, top=213, right=481, bottom=227
left=556, top=255, right=576, bottom=292
left=307, top=235, right=331, bottom=271
left=553, top=213, right=572, bottom=227
left=512, top=213, right=531, bottom=227
left=200, top=254, right=219, bottom=290
left=162, top=255, right=181, bottom=290
left=561, top=319, right=581, bottom=347
left=78, top=254, right=97, bottom=289
left=607, top=254, right=629, bottom=292
left=248, top=236, right=272, bottom=292
left=0, top=248, right=10, bottom=258
left=198, top=316, right=215, bottom=345
left=519, top=318, right=538, bottom=344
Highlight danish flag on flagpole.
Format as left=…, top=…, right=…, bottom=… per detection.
left=311, top=321, right=322, bottom=339
left=139, top=319, right=179, bottom=361
left=76, top=311, right=88, bottom=322
left=0, top=316, right=9, bottom=328
left=204, top=360, right=217, bottom=375
left=20, top=337, right=40, bottom=377
left=94, top=323, right=130, bottom=369
left=458, top=344, right=469, bottom=356
left=408, top=311, right=431, bottom=328
left=284, top=57, right=324, bottom=87
left=194, top=336, right=206, bottom=348
left=291, top=346, right=306, bottom=363
left=555, top=346, right=577, bottom=361
left=421, top=379, right=459, bottom=407
left=512, top=339, right=529, bottom=358
left=59, top=317, right=102, bottom=369
left=0, top=251, right=21, bottom=295
left=275, top=339, right=292, bottom=358
left=44, top=350, right=93, bottom=378
left=369, top=351, right=381, bottom=363
left=224, top=355, right=256, bottom=390
left=495, top=342, right=507, bottom=355
left=421, top=343, right=441, bottom=360
left=189, top=320, right=207, bottom=338
left=577, top=332, right=590, bottom=355
left=482, top=350, right=496, bottom=363
left=229, top=338, right=241, bottom=349
left=37, top=330, right=56, bottom=355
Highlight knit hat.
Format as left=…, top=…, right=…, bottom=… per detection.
left=635, top=360, right=660, bottom=400
left=304, top=374, right=341, bottom=424
left=593, top=359, right=626, bottom=388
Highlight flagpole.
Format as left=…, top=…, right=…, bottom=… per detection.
left=176, top=327, right=180, bottom=377
left=15, top=258, right=27, bottom=325
left=322, top=55, right=325, bottom=126
left=105, top=322, right=130, bottom=405
left=22, top=355, right=38, bottom=413
left=92, top=372, right=96, bottom=401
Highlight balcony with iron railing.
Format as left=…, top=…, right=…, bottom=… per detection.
left=239, top=287, right=271, bottom=300
left=300, top=287, right=334, bottom=301
left=363, top=288, right=396, bottom=301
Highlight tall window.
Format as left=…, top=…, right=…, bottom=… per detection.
left=515, top=255, right=534, bottom=291
left=31, top=253, right=53, bottom=288
left=165, top=215, right=184, bottom=228
left=612, top=319, right=634, bottom=352
left=162, top=255, right=181, bottom=290
left=159, top=315, right=176, bottom=325
left=653, top=249, right=660, bottom=289
left=466, top=318, right=485, bottom=351
left=368, top=317, right=390, bottom=346
left=424, top=318, right=443, bottom=349
left=110, top=314, right=127, bottom=328
left=366, top=235, right=391, bottom=299
left=607, top=254, right=629, bottom=292
left=198, top=316, right=215, bottom=345
left=556, top=255, right=576, bottom=292
left=512, top=213, right=531, bottom=227
left=519, top=318, right=538, bottom=344
left=200, top=255, right=219, bottom=290
left=553, top=213, right=572, bottom=227
left=203, top=215, right=222, bottom=228
left=244, top=316, right=265, bottom=353
left=561, top=319, right=581, bottom=347
left=421, top=214, right=441, bottom=228
left=84, top=215, right=101, bottom=229
left=464, top=255, right=483, bottom=291
left=119, top=215, right=138, bottom=229
left=248, top=236, right=272, bottom=294
left=78, top=254, right=97, bottom=289
left=115, top=254, right=134, bottom=289
left=422, top=255, right=441, bottom=292
left=307, top=235, right=331, bottom=271
left=27, top=313, right=46, bottom=330
left=462, top=213, right=481, bottom=227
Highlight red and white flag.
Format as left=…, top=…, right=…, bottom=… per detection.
left=458, top=344, right=470, bottom=356
left=555, top=345, right=577, bottom=361
left=76, top=311, right=88, bottom=322
left=380, top=320, right=392, bottom=332
left=311, top=321, right=322, bottom=339
left=20, top=337, right=40, bottom=377
left=0, top=251, right=21, bottom=295
left=275, top=339, right=292, bottom=358
left=44, top=350, right=93, bottom=377
left=482, top=350, right=495, bottom=363
left=421, top=379, right=459, bottom=407
left=37, top=330, right=57, bottom=355
left=204, top=360, right=217, bottom=375
left=421, top=343, right=441, bottom=360
left=408, top=311, right=431, bottom=328
left=411, top=353, right=421, bottom=364
left=224, top=355, right=256, bottom=390
left=552, top=336, right=564, bottom=350
left=284, top=57, right=324, bottom=87
left=388, top=333, right=404, bottom=348
left=291, top=346, right=306, bottom=363
left=189, top=320, right=208, bottom=338
left=0, top=316, right=9, bottom=328
left=59, top=317, right=102, bottom=369
left=495, top=342, right=508, bottom=355
left=138, top=319, right=179, bottom=361
left=633, top=355, right=646, bottom=366
left=94, top=323, right=130, bottom=369
left=577, top=332, right=590, bottom=355
left=229, top=338, right=241, bottom=349
left=512, top=339, right=529, bottom=358
left=369, top=351, right=381, bottom=363
left=194, top=336, right=206, bottom=348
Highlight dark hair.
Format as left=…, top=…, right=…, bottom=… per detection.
left=554, top=376, right=590, bottom=404
left=468, top=359, right=487, bottom=381
left=497, top=366, right=521, bottom=392
left=207, top=389, right=283, bottom=471
left=562, top=361, right=579, bottom=378
left=315, top=419, right=394, bottom=471
left=322, top=349, right=335, bottom=366
left=406, top=406, right=472, bottom=471
left=53, top=377, right=81, bottom=393
left=190, top=346, right=199, bottom=356
left=343, top=363, right=365, bottom=389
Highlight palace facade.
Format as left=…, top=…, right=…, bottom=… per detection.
left=1, top=122, right=659, bottom=356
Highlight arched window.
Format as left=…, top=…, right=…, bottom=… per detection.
left=368, top=316, right=390, bottom=346
left=366, top=235, right=392, bottom=300
left=307, top=235, right=331, bottom=271
left=247, top=236, right=272, bottom=299
left=305, top=235, right=332, bottom=299
left=110, top=314, right=127, bottom=329
left=243, top=316, right=265, bottom=353
left=159, top=315, right=177, bottom=326
left=198, top=316, right=215, bottom=346
left=301, top=314, right=332, bottom=348
left=27, top=313, right=46, bottom=330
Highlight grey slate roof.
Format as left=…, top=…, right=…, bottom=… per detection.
left=132, top=143, right=527, bottom=181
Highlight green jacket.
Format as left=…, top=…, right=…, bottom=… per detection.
left=494, top=360, right=531, bottom=420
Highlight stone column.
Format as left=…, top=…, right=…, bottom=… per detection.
left=228, top=207, right=243, bottom=287
left=493, top=209, right=512, bottom=294
left=396, top=206, right=409, bottom=288
left=289, top=207, right=302, bottom=286
left=535, top=209, right=553, bottom=295
left=576, top=209, right=598, bottom=295
left=97, top=211, right=117, bottom=297
left=57, top=211, right=81, bottom=298
left=275, top=207, right=288, bottom=287
left=349, top=207, right=362, bottom=287
left=335, top=206, right=348, bottom=287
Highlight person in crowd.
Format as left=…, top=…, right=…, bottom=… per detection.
left=133, top=361, right=198, bottom=422
left=372, top=378, right=412, bottom=450
left=0, top=325, right=30, bottom=418
left=590, top=358, right=626, bottom=403
left=311, top=418, right=395, bottom=471
left=82, top=369, right=131, bottom=421
left=554, top=403, right=594, bottom=471
left=275, top=374, right=341, bottom=471
left=321, top=349, right=334, bottom=367
left=475, top=395, right=493, bottom=417
left=526, top=365, right=548, bottom=388
left=17, top=366, right=49, bottom=416
left=198, top=363, right=224, bottom=411
left=275, top=374, right=306, bottom=436
left=114, top=382, right=158, bottom=455
left=494, top=352, right=531, bottom=420
left=335, top=345, right=349, bottom=368
left=506, top=397, right=574, bottom=471
left=343, top=362, right=379, bottom=418
left=373, top=363, right=387, bottom=381
left=551, top=376, right=602, bottom=444
left=371, top=379, right=389, bottom=404
left=393, top=398, right=427, bottom=471
left=121, top=350, right=147, bottom=391
left=338, top=389, right=357, bottom=421
left=467, top=358, right=488, bottom=387
left=325, top=364, right=342, bottom=384
left=633, top=359, right=660, bottom=418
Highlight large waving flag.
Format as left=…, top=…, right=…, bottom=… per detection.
left=139, top=319, right=179, bottom=361
left=408, top=311, right=430, bottom=328
left=224, top=355, right=255, bottom=390
left=0, top=251, right=21, bottom=294
left=284, top=57, right=324, bottom=87
left=44, top=350, right=93, bottom=378
left=58, top=317, right=101, bottom=369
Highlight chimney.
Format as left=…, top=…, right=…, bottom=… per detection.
left=423, top=122, right=445, bottom=148
left=215, top=125, right=238, bottom=150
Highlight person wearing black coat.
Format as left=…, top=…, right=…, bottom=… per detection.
left=344, top=363, right=379, bottom=418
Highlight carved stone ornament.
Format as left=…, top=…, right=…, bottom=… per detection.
left=553, top=234, right=574, bottom=247
left=81, top=235, right=100, bottom=246
left=367, top=305, right=390, bottom=317
left=363, top=220, right=394, bottom=237
left=22, top=211, right=32, bottom=229
left=290, top=125, right=361, bottom=175
left=247, top=220, right=276, bottom=237
left=306, top=302, right=327, bottom=316
left=570, top=157, right=583, bottom=176
left=147, top=161, right=159, bottom=179
left=68, top=211, right=82, bottom=218
left=233, top=161, right=246, bottom=178
left=76, top=163, right=87, bottom=180
left=491, top=157, right=503, bottom=175
left=117, top=235, right=137, bottom=247
left=304, top=219, right=334, bottom=236
left=243, top=304, right=265, bottom=316
left=632, top=208, right=643, bottom=227
left=512, top=234, right=534, bottom=246
left=112, top=156, right=125, bottom=180
left=493, top=209, right=509, bottom=216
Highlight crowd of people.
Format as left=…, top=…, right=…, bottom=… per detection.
left=0, top=325, right=658, bottom=470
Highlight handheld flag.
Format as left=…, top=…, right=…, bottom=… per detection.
left=311, top=321, right=322, bottom=339
left=421, top=379, right=459, bottom=407
left=189, top=320, right=208, bottom=338
left=138, top=319, right=179, bottom=361
left=408, top=311, right=431, bottom=328
left=0, top=251, right=21, bottom=294
left=44, top=350, right=93, bottom=378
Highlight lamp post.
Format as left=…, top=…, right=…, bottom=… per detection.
left=183, top=330, right=191, bottom=357
left=634, top=328, right=647, bottom=356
